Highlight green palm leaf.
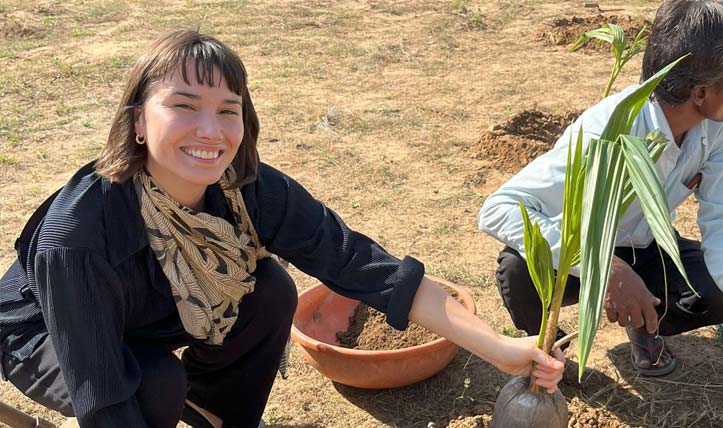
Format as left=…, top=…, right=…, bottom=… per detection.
left=577, top=55, right=691, bottom=379
left=620, top=130, right=668, bottom=212
left=519, top=202, right=555, bottom=306
left=578, top=137, right=627, bottom=378
left=620, top=134, right=693, bottom=292
left=519, top=202, right=555, bottom=348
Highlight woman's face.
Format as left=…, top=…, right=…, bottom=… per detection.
left=135, top=63, right=244, bottom=209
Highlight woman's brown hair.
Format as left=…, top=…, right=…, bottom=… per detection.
left=95, top=30, right=260, bottom=188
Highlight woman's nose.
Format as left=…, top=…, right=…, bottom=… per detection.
left=195, top=110, right=222, bottom=141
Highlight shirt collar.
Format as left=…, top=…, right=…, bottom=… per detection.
left=646, top=98, right=707, bottom=150
left=646, top=100, right=680, bottom=151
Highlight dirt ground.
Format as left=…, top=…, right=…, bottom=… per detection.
left=1, top=1, right=722, bottom=427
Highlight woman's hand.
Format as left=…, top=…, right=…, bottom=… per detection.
left=407, top=277, right=565, bottom=393
left=491, top=335, right=565, bottom=393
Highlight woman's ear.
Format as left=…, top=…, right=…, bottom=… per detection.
left=134, top=107, right=146, bottom=138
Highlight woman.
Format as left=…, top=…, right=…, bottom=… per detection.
left=0, top=31, right=564, bottom=428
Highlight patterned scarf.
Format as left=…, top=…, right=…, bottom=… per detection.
left=134, top=168, right=268, bottom=345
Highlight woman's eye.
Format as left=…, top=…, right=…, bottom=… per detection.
left=220, top=109, right=239, bottom=115
left=174, top=104, right=194, bottom=110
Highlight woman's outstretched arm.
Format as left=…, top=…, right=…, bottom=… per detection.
left=408, top=276, right=565, bottom=393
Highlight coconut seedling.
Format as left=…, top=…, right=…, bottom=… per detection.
left=570, top=23, right=648, bottom=98
left=490, top=55, right=694, bottom=428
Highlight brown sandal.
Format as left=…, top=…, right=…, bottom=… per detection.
left=625, top=326, right=677, bottom=376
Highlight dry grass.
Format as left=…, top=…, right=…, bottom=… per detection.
left=2, top=1, right=722, bottom=427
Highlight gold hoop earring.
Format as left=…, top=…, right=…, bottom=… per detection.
left=135, top=134, right=146, bottom=145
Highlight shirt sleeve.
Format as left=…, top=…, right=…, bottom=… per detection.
left=34, top=247, right=149, bottom=428
left=478, top=117, right=601, bottom=273
left=697, top=128, right=723, bottom=293
left=246, top=165, right=424, bottom=330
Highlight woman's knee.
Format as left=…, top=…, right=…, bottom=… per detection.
left=250, top=258, right=298, bottom=327
left=131, top=343, right=187, bottom=428
left=205, top=258, right=297, bottom=359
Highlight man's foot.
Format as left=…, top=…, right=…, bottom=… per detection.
left=625, top=326, right=677, bottom=376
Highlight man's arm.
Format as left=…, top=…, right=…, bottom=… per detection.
left=478, top=119, right=602, bottom=270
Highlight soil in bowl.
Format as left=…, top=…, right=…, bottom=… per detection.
left=336, top=289, right=461, bottom=350
left=336, top=303, right=440, bottom=350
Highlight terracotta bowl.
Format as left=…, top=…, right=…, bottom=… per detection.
left=290, top=277, right=477, bottom=389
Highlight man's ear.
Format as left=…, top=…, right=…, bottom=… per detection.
left=134, top=107, right=146, bottom=137
left=691, top=85, right=708, bottom=107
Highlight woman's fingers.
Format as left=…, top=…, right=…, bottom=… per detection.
left=532, top=363, right=564, bottom=393
left=532, top=347, right=564, bottom=371
left=532, top=373, right=563, bottom=393
left=551, top=348, right=565, bottom=364
left=530, top=346, right=565, bottom=393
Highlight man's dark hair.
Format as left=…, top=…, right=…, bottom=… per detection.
left=642, top=0, right=723, bottom=105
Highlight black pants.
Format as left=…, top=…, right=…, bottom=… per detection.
left=1, top=258, right=297, bottom=428
left=496, top=235, right=723, bottom=336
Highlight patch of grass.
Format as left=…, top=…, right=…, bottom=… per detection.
left=0, top=116, right=26, bottom=134
left=369, top=1, right=419, bottom=16
left=85, top=1, right=130, bottom=23
left=429, top=189, right=485, bottom=208
left=429, top=266, right=490, bottom=289
left=329, top=42, right=367, bottom=59
left=56, top=100, right=79, bottom=117
left=70, top=27, right=93, bottom=37
left=109, top=55, right=135, bottom=69
left=450, top=0, right=487, bottom=31
left=213, top=0, right=251, bottom=12
left=367, top=42, right=417, bottom=66
left=495, top=0, right=531, bottom=26
left=271, top=69, right=291, bottom=79
left=56, top=115, right=81, bottom=126
left=0, top=49, right=18, bottom=59
left=373, top=164, right=407, bottom=189
left=450, top=0, right=466, bottom=11
left=313, top=107, right=371, bottom=134
left=0, top=154, right=17, bottom=166
left=500, top=325, right=526, bottom=338
left=6, top=136, right=21, bottom=147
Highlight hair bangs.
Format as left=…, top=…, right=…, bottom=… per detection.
left=177, top=40, right=247, bottom=95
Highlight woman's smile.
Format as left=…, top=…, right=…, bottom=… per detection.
left=181, top=146, right=225, bottom=161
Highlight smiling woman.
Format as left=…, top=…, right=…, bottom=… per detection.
left=0, top=30, right=564, bottom=428
left=135, top=70, right=245, bottom=210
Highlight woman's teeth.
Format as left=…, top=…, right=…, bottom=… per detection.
left=183, top=148, right=220, bottom=159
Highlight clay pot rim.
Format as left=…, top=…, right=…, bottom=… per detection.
left=291, top=276, right=477, bottom=358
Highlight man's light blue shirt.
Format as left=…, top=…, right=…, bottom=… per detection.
left=478, top=85, right=723, bottom=291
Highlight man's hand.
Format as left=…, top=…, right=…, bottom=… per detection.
left=604, top=256, right=661, bottom=334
